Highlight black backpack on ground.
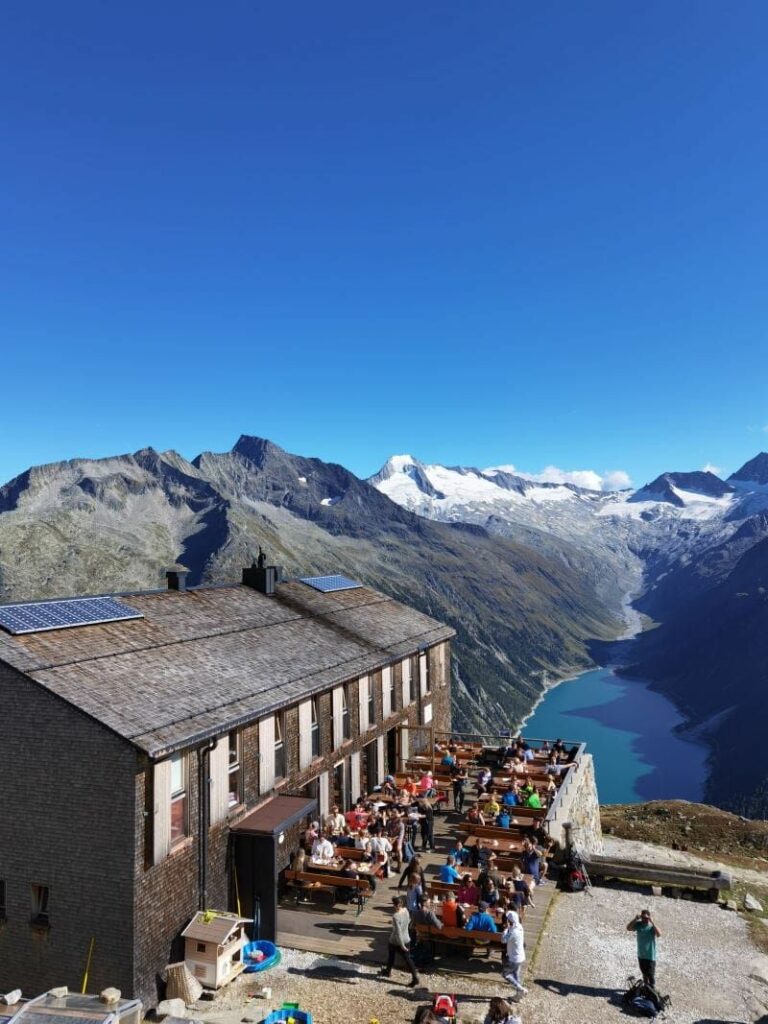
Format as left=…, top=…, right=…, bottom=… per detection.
left=622, top=977, right=671, bottom=1017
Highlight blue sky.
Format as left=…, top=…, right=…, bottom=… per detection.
left=1, top=1, right=767, bottom=488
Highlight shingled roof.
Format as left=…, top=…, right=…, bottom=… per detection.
left=0, top=580, right=454, bottom=758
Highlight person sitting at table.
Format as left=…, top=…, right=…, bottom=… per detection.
left=510, top=757, right=527, bottom=775
left=545, top=776, right=557, bottom=799
left=402, top=775, right=417, bottom=797
left=501, top=786, right=518, bottom=807
left=476, top=767, right=492, bottom=795
left=486, top=794, right=501, bottom=817
left=324, top=804, right=346, bottom=835
left=519, top=780, right=535, bottom=801
left=302, top=820, right=320, bottom=850
left=412, top=895, right=442, bottom=930
left=335, top=826, right=356, bottom=848
left=457, top=873, right=480, bottom=907
left=380, top=774, right=397, bottom=795
left=418, top=771, right=436, bottom=797
left=495, top=808, right=512, bottom=829
left=478, top=871, right=500, bottom=908
left=354, top=829, right=372, bottom=858
left=405, top=873, right=424, bottom=916
left=485, top=852, right=505, bottom=890
left=466, top=803, right=486, bottom=827
left=525, top=787, right=543, bottom=810
left=464, top=900, right=497, bottom=933
left=311, top=831, right=334, bottom=862
left=441, top=891, right=466, bottom=928
left=440, top=749, right=456, bottom=768
left=334, top=858, right=360, bottom=903
left=345, top=800, right=369, bottom=831
left=438, top=855, right=462, bottom=884
left=451, top=839, right=470, bottom=866
left=522, top=746, right=535, bottom=763
left=470, top=839, right=491, bottom=869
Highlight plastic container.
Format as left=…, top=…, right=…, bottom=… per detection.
left=243, top=939, right=281, bottom=973
left=258, top=1010, right=312, bottom=1024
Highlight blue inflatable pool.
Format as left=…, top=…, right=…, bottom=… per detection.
left=243, top=939, right=281, bottom=973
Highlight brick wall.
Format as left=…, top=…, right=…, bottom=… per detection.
left=0, top=664, right=137, bottom=998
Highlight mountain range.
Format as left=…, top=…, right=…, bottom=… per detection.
left=370, top=451, right=768, bottom=815
left=1, top=437, right=767, bottom=814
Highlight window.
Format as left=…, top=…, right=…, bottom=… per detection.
left=274, top=714, right=286, bottom=780
left=367, top=681, right=375, bottom=726
left=311, top=699, right=320, bottom=758
left=0, top=880, right=6, bottom=920
left=389, top=667, right=396, bottom=710
left=170, top=753, right=189, bottom=846
left=196, top=941, right=206, bottom=953
left=228, top=731, right=243, bottom=807
left=409, top=658, right=417, bottom=703
left=342, top=686, right=350, bottom=740
left=31, top=884, right=49, bottom=927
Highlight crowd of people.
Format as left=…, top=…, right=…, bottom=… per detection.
left=285, top=735, right=587, bottom=1020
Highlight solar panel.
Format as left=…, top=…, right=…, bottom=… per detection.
left=299, top=575, right=363, bottom=593
left=0, top=595, right=144, bottom=635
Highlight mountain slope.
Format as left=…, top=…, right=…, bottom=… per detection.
left=0, top=437, right=620, bottom=732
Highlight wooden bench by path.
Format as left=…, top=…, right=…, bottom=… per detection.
left=583, top=856, right=732, bottom=900
left=415, top=923, right=504, bottom=960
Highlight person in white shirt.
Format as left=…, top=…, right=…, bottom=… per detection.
left=502, top=910, right=528, bottom=995
left=324, top=805, right=346, bottom=835
left=369, top=833, right=392, bottom=875
left=311, top=833, right=334, bottom=862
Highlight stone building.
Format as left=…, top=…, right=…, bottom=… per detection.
left=0, top=566, right=453, bottom=1005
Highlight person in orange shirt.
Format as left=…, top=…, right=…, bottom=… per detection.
left=402, top=775, right=417, bottom=796
left=441, top=892, right=465, bottom=928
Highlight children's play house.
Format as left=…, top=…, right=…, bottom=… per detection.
left=181, top=912, right=251, bottom=988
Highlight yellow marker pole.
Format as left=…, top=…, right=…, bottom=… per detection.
left=81, top=937, right=95, bottom=994
left=233, top=866, right=242, bottom=917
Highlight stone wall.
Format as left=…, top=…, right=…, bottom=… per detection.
left=546, top=753, right=603, bottom=856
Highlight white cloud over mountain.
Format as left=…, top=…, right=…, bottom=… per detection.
left=484, top=464, right=631, bottom=492
left=702, top=462, right=722, bottom=475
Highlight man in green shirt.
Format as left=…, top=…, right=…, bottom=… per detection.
left=626, top=909, right=661, bottom=987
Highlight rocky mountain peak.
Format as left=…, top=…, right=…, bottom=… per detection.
left=729, top=452, right=768, bottom=486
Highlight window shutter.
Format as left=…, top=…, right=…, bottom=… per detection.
left=401, top=658, right=411, bottom=706
left=350, top=751, right=361, bottom=803
left=152, top=759, right=172, bottom=865
left=419, top=652, right=428, bottom=697
left=299, top=700, right=313, bottom=769
left=209, top=738, right=230, bottom=825
left=358, top=676, right=369, bottom=732
left=376, top=735, right=385, bottom=779
left=332, top=686, right=344, bottom=748
left=259, top=717, right=275, bottom=794
left=423, top=703, right=433, bottom=724
left=382, top=666, right=392, bottom=718
left=319, top=771, right=330, bottom=818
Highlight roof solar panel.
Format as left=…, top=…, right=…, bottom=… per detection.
left=0, top=595, right=144, bottom=635
left=299, top=575, right=363, bottom=593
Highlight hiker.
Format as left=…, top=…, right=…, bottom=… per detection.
left=399, top=852, right=426, bottom=889
left=502, top=910, right=528, bottom=996
left=627, top=909, right=661, bottom=987
left=381, top=895, right=421, bottom=987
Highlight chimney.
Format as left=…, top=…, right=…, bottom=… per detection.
left=242, top=549, right=282, bottom=596
left=166, top=567, right=190, bottom=591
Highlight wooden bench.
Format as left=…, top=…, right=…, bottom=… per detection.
left=414, top=923, right=504, bottom=959
left=582, top=857, right=732, bottom=901
left=284, top=869, right=372, bottom=913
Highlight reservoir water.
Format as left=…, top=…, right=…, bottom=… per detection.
left=523, top=666, right=709, bottom=805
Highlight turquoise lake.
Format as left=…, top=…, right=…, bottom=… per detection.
left=523, top=666, right=709, bottom=805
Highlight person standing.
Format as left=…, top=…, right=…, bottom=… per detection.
left=381, top=896, right=421, bottom=987
left=452, top=766, right=467, bottom=812
left=502, top=910, right=528, bottom=996
left=626, top=909, right=661, bottom=987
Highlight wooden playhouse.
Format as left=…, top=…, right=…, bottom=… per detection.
left=181, top=911, right=252, bottom=988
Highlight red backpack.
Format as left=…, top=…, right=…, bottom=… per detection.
left=431, top=994, right=458, bottom=1018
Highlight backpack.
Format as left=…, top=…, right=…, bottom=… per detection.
left=628, top=997, right=658, bottom=1018
left=431, top=994, right=457, bottom=1018
left=622, top=978, right=670, bottom=1017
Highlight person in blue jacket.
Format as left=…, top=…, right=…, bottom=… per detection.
left=464, top=901, right=497, bottom=933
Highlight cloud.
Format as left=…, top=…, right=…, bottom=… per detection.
left=702, top=462, right=722, bottom=476
left=486, top=464, right=632, bottom=492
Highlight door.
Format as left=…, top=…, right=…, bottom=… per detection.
left=333, top=760, right=348, bottom=809
left=387, top=727, right=398, bottom=775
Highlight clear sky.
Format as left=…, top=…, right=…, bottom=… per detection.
left=1, top=1, right=767, bottom=489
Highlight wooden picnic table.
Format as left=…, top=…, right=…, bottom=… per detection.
left=309, top=857, right=377, bottom=876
